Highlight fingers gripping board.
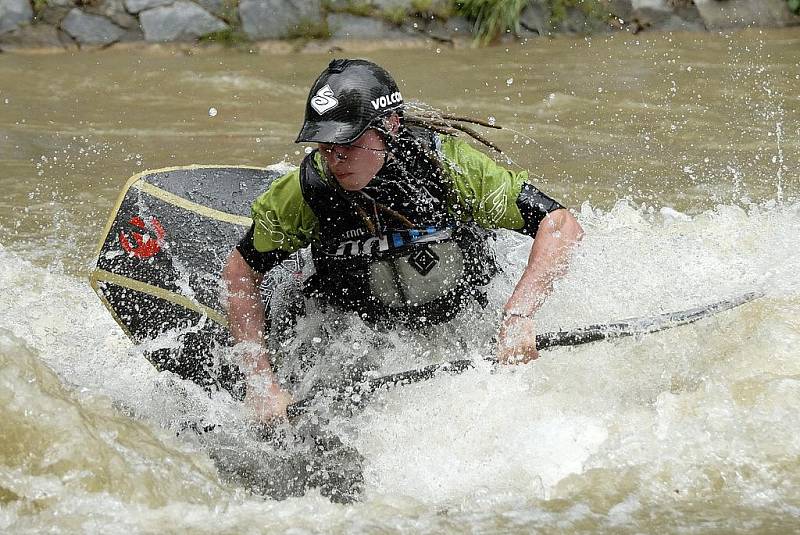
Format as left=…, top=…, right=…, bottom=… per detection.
left=90, top=165, right=282, bottom=395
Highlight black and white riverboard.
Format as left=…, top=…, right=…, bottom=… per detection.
left=90, top=165, right=283, bottom=396
left=91, top=165, right=764, bottom=408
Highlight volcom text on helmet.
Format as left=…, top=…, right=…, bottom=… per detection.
left=370, top=91, right=403, bottom=111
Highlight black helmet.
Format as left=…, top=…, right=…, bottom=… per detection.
left=295, top=59, right=403, bottom=145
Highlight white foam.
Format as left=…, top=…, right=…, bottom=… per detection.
left=0, top=197, right=798, bottom=517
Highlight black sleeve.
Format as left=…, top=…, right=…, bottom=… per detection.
left=235, top=224, right=290, bottom=274
left=515, top=182, right=565, bottom=237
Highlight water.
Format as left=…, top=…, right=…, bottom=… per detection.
left=1, top=28, right=799, bottom=532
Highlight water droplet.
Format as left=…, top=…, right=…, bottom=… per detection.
left=506, top=77, right=514, bottom=86
left=208, top=107, right=218, bottom=117
left=488, top=116, right=496, bottom=126
left=304, top=146, right=312, bottom=154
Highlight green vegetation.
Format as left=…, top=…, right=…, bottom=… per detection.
left=411, top=0, right=454, bottom=20
left=788, top=0, right=800, bottom=14
left=323, top=0, right=404, bottom=27
left=322, top=0, right=377, bottom=17
left=32, top=0, right=48, bottom=16
left=381, top=7, right=407, bottom=26
left=323, top=0, right=452, bottom=29
left=197, top=0, right=248, bottom=47
left=412, top=0, right=435, bottom=12
left=199, top=28, right=249, bottom=46
left=217, top=0, right=242, bottom=25
left=286, top=18, right=332, bottom=40
left=454, top=0, right=528, bottom=44
left=454, top=0, right=609, bottom=45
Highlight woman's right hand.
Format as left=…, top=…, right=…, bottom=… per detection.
left=244, top=375, right=294, bottom=423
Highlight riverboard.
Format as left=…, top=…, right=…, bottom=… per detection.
left=91, top=165, right=764, bottom=406
left=90, top=165, right=284, bottom=397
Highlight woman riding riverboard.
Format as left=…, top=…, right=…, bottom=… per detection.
left=222, top=59, right=584, bottom=424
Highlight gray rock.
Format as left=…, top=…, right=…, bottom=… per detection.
left=118, top=24, right=144, bottom=41
left=60, top=8, right=125, bottom=44
left=520, top=0, right=635, bottom=36
left=323, top=0, right=360, bottom=10
left=37, top=5, right=71, bottom=25
left=519, top=1, right=551, bottom=36
left=443, top=15, right=471, bottom=35
left=140, top=1, right=227, bottom=41
left=416, top=15, right=471, bottom=41
left=607, top=0, right=634, bottom=22
left=669, top=1, right=705, bottom=28
left=328, top=13, right=410, bottom=38
left=0, top=0, right=34, bottom=35
left=85, top=0, right=138, bottom=29
left=693, top=0, right=800, bottom=30
left=124, top=0, right=172, bottom=14
left=416, top=22, right=447, bottom=41
left=632, top=7, right=705, bottom=32
left=631, top=0, right=669, bottom=9
left=239, top=0, right=322, bottom=40
left=554, top=5, right=612, bottom=34
left=194, top=0, right=226, bottom=17
left=0, top=22, right=63, bottom=48
left=57, top=26, right=76, bottom=47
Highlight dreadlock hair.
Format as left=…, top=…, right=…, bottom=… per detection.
left=339, top=110, right=506, bottom=235
left=381, top=120, right=449, bottom=212
left=403, top=111, right=505, bottom=154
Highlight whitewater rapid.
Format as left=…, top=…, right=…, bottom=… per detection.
left=2, top=199, right=798, bottom=531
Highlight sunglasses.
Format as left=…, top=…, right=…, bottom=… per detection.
left=319, top=143, right=386, bottom=161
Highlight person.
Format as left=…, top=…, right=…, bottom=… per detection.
left=222, top=59, right=583, bottom=424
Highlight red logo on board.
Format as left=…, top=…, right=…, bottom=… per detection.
left=119, top=216, right=165, bottom=259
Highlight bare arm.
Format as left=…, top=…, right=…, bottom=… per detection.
left=223, top=248, right=267, bottom=348
left=497, top=208, right=584, bottom=363
left=222, top=248, right=292, bottom=420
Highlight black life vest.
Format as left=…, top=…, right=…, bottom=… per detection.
left=298, top=128, right=497, bottom=326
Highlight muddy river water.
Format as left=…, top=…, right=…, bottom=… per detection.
left=1, top=28, right=799, bottom=533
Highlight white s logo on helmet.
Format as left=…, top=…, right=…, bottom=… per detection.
left=310, top=84, right=339, bottom=115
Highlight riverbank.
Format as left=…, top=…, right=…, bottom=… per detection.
left=1, top=0, right=799, bottom=52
